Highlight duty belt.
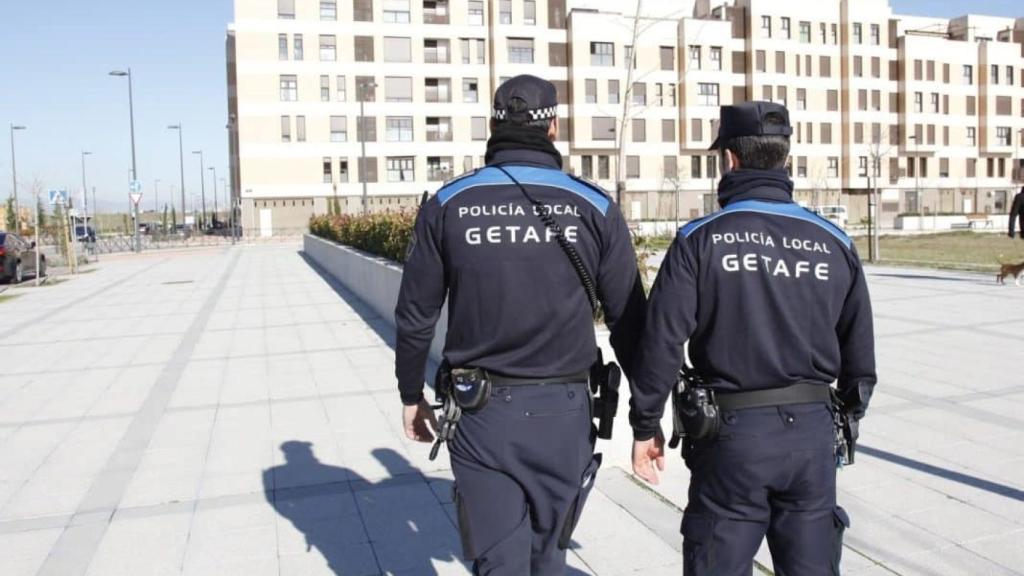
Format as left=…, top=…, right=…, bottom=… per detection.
left=486, top=371, right=590, bottom=387
left=714, top=382, right=831, bottom=411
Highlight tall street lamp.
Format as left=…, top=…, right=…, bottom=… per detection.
left=154, top=179, right=161, bottom=215
left=357, top=81, right=377, bottom=215
left=208, top=166, right=218, bottom=227
left=192, top=150, right=206, bottom=229
left=167, top=124, right=186, bottom=228
left=109, top=70, right=138, bottom=184
left=9, top=125, right=26, bottom=229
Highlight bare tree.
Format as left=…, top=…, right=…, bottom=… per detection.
left=866, top=129, right=897, bottom=263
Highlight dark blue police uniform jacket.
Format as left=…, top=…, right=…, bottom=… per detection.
left=395, top=149, right=645, bottom=404
left=630, top=169, right=876, bottom=439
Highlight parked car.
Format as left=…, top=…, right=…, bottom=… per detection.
left=0, top=232, right=46, bottom=283
left=813, top=205, right=849, bottom=230
left=76, top=225, right=96, bottom=243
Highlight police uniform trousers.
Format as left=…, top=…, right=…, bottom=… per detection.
left=450, top=381, right=600, bottom=575
left=681, top=402, right=849, bottom=576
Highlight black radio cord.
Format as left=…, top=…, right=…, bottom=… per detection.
left=491, top=165, right=601, bottom=317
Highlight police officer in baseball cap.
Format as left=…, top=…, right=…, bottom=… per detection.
left=396, top=74, right=646, bottom=574
left=629, top=101, right=877, bottom=574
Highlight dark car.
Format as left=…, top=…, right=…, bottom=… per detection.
left=0, top=232, right=46, bottom=283
left=76, top=225, right=96, bottom=243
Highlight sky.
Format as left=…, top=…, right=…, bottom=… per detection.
left=1, top=0, right=1021, bottom=214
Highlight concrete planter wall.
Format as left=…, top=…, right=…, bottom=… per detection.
left=894, top=214, right=1010, bottom=231
left=303, top=234, right=447, bottom=361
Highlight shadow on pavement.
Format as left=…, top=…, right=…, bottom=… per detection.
left=859, top=444, right=1024, bottom=502
left=263, top=442, right=464, bottom=575
left=871, top=272, right=992, bottom=286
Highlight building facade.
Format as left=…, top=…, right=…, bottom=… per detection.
left=227, top=0, right=1024, bottom=233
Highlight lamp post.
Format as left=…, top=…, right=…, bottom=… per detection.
left=908, top=134, right=922, bottom=229
left=192, top=150, right=206, bottom=230
left=154, top=179, right=161, bottom=216
left=109, top=69, right=139, bottom=252
left=357, top=81, right=377, bottom=215
left=208, top=166, right=218, bottom=227
left=167, top=124, right=186, bottom=229
left=9, top=125, right=26, bottom=230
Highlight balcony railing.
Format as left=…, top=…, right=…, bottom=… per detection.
left=426, top=131, right=453, bottom=142
left=424, top=12, right=449, bottom=24
left=427, top=168, right=452, bottom=181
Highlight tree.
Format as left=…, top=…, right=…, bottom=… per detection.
left=4, top=197, right=15, bottom=231
left=171, top=205, right=177, bottom=230
left=52, top=202, right=70, bottom=263
left=162, top=204, right=169, bottom=233
left=36, top=196, right=47, bottom=230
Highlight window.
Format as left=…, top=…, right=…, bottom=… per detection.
left=707, top=155, right=718, bottom=179
left=330, top=116, right=347, bottom=142
left=997, top=127, right=1011, bottom=146
left=827, top=90, right=838, bottom=111
left=828, top=158, right=838, bottom=178
left=663, top=156, right=678, bottom=178
left=423, top=78, right=450, bottom=102
left=357, top=116, right=377, bottom=141
left=524, top=0, right=536, bottom=25
left=821, top=123, right=831, bottom=144
left=655, top=84, right=663, bottom=106
left=427, top=156, right=453, bottom=181
left=914, top=92, right=923, bottom=113
left=930, top=93, right=939, bottom=113
left=548, top=42, right=568, bottom=67
left=383, top=37, right=411, bottom=62
left=323, top=157, right=333, bottom=183
left=660, top=46, right=674, bottom=71
left=831, top=23, right=838, bottom=45
left=508, top=38, right=534, bottom=64
left=870, top=24, right=880, bottom=45
left=662, top=119, right=675, bottom=143
left=385, top=77, right=413, bottom=102
left=796, top=89, right=807, bottom=110
left=339, top=159, right=349, bottom=182
left=335, top=76, right=347, bottom=101
left=598, top=156, right=610, bottom=180
left=499, top=0, right=511, bottom=23
left=797, top=157, right=807, bottom=178
left=709, top=47, right=722, bottom=71
left=854, top=56, right=862, bottom=77
left=691, top=156, right=702, bottom=179
left=1007, top=66, right=1015, bottom=86
left=799, top=21, right=811, bottom=43
left=278, top=34, right=288, bottom=60
left=940, top=158, right=949, bottom=178
left=592, top=117, right=615, bottom=140
left=820, top=56, right=831, bottom=78
left=294, top=34, right=304, bottom=60
left=776, top=51, right=786, bottom=74
left=319, top=35, right=337, bottom=61
left=872, top=57, right=881, bottom=79
left=819, top=23, right=827, bottom=44
left=468, top=0, right=483, bottom=25
left=320, top=0, right=337, bottom=20
left=383, top=0, right=410, bottom=22
left=991, top=64, right=1000, bottom=85
left=354, top=36, right=375, bottom=62
left=689, top=46, right=701, bottom=69
left=872, top=90, right=881, bottom=111
left=280, top=116, right=291, bottom=142
left=387, top=157, right=415, bottom=182
left=320, top=76, right=330, bottom=101
left=582, top=156, right=593, bottom=178
left=756, top=50, right=766, bottom=72
left=278, top=0, right=295, bottom=19
left=668, top=84, right=676, bottom=106
left=963, top=65, right=973, bottom=85
left=761, top=15, right=771, bottom=38
left=632, top=82, right=646, bottom=105
left=471, top=117, right=487, bottom=140
left=279, top=75, right=298, bottom=101
left=698, top=83, right=719, bottom=106
left=463, top=78, right=478, bottom=103
left=474, top=39, right=485, bottom=64
left=853, top=23, right=862, bottom=44
left=781, top=17, right=791, bottom=39
left=624, top=45, right=635, bottom=68
left=967, top=126, right=977, bottom=146
left=296, top=116, right=306, bottom=142
left=358, top=157, right=378, bottom=182
left=626, top=156, right=640, bottom=179
left=858, top=157, right=869, bottom=177
left=632, top=119, right=646, bottom=142
left=386, top=117, right=413, bottom=142
left=608, top=80, right=620, bottom=104
left=423, top=0, right=449, bottom=24
left=967, top=95, right=976, bottom=115
left=426, top=117, right=452, bottom=141
left=354, top=0, right=373, bottom=21
left=591, top=42, right=614, bottom=66
left=585, top=79, right=597, bottom=103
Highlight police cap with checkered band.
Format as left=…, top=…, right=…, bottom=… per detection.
left=492, top=74, right=559, bottom=124
left=709, top=100, right=793, bottom=150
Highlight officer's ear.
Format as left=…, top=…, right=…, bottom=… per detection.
left=722, top=149, right=740, bottom=172
left=547, top=117, right=559, bottom=142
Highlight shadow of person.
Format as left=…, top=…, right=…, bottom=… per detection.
left=264, top=441, right=465, bottom=575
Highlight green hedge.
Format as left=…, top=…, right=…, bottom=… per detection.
left=310, top=212, right=415, bottom=263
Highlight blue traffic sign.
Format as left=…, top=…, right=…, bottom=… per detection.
left=48, top=190, right=69, bottom=205
left=129, top=180, right=142, bottom=193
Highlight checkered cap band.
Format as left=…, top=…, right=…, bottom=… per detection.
left=492, top=105, right=558, bottom=121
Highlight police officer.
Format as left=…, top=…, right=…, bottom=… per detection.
left=629, top=102, right=877, bottom=575
left=395, top=74, right=645, bottom=575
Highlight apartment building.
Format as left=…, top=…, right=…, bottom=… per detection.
left=227, top=0, right=1024, bottom=233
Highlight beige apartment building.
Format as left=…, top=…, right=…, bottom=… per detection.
left=226, top=0, right=1024, bottom=234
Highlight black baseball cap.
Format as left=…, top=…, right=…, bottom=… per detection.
left=709, top=101, right=793, bottom=150
left=492, top=75, right=559, bottom=125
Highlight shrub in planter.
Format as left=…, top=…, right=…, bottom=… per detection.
left=310, top=211, right=415, bottom=263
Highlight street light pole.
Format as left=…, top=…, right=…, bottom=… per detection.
left=110, top=68, right=139, bottom=251
left=154, top=179, right=160, bottom=216
left=357, top=81, right=377, bottom=215
left=9, top=125, right=26, bottom=230
left=167, top=124, right=186, bottom=230
left=192, top=151, right=206, bottom=230
left=208, top=166, right=218, bottom=227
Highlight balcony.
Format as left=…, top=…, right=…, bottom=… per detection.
left=426, top=130, right=453, bottom=142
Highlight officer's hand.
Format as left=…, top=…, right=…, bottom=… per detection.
left=632, top=430, right=666, bottom=485
left=403, top=399, right=438, bottom=443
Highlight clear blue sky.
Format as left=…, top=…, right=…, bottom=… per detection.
left=1, top=0, right=1020, bottom=214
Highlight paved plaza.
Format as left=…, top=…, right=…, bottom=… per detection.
left=0, top=242, right=1021, bottom=575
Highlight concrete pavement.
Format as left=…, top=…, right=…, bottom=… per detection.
left=0, top=243, right=1021, bottom=575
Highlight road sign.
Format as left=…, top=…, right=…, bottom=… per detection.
left=48, top=190, right=69, bottom=205
left=129, top=180, right=142, bottom=193
left=129, top=193, right=143, bottom=206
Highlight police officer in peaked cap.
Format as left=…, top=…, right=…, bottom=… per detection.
left=628, top=101, right=877, bottom=574
left=395, top=74, right=646, bottom=574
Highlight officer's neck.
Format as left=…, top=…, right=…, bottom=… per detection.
left=487, top=148, right=561, bottom=170
left=717, top=169, right=794, bottom=207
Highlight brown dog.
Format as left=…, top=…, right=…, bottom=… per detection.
left=996, top=260, right=1024, bottom=286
